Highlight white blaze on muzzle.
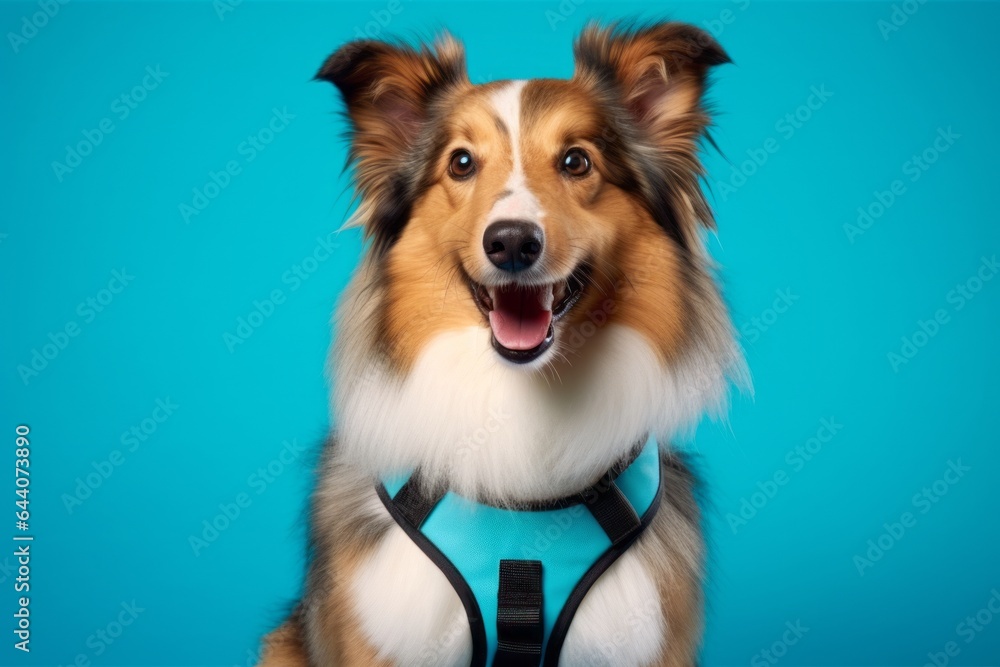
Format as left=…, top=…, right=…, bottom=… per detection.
left=483, top=80, right=553, bottom=353
left=486, top=80, right=544, bottom=229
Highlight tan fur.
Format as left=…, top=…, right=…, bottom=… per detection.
left=380, top=84, right=511, bottom=366
left=638, top=457, right=706, bottom=667
left=379, top=74, right=698, bottom=368
left=259, top=561, right=390, bottom=667
left=303, top=546, right=392, bottom=666
left=316, top=35, right=470, bottom=252
left=258, top=618, right=310, bottom=667
left=297, top=458, right=395, bottom=665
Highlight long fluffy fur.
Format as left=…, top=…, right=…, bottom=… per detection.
left=259, top=21, right=743, bottom=667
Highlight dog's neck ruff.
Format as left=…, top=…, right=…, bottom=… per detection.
left=376, top=436, right=662, bottom=667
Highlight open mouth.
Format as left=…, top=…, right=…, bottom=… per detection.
left=470, top=267, right=589, bottom=364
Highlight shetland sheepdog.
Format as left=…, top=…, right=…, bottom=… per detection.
left=259, top=21, right=743, bottom=667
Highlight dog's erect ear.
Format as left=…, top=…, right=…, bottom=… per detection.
left=573, top=22, right=729, bottom=137
left=317, top=34, right=467, bottom=143
left=316, top=34, right=468, bottom=252
left=573, top=22, right=730, bottom=237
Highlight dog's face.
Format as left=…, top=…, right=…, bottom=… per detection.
left=319, top=23, right=729, bottom=372
left=320, top=24, right=742, bottom=498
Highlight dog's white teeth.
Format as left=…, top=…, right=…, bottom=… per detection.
left=540, top=284, right=554, bottom=310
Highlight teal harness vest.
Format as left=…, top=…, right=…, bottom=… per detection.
left=377, top=437, right=663, bottom=667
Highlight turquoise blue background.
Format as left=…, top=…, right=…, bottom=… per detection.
left=2, top=1, right=998, bottom=665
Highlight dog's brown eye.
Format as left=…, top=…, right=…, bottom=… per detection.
left=561, top=148, right=591, bottom=177
left=449, top=149, right=476, bottom=179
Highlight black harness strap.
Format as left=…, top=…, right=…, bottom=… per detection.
left=542, top=477, right=664, bottom=667
left=516, top=441, right=645, bottom=511
left=379, top=442, right=661, bottom=667
left=378, top=480, right=489, bottom=666
left=494, top=559, right=544, bottom=667
left=583, top=478, right=642, bottom=546
left=391, top=474, right=445, bottom=528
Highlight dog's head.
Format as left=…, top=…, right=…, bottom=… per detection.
left=320, top=22, right=729, bottom=369
left=319, top=23, right=742, bottom=499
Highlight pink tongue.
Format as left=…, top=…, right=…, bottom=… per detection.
left=488, top=285, right=552, bottom=351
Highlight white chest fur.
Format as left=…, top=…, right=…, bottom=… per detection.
left=334, top=325, right=731, bottom=504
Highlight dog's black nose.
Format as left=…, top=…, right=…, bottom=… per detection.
left=483, top=220, right=543, bottom=273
